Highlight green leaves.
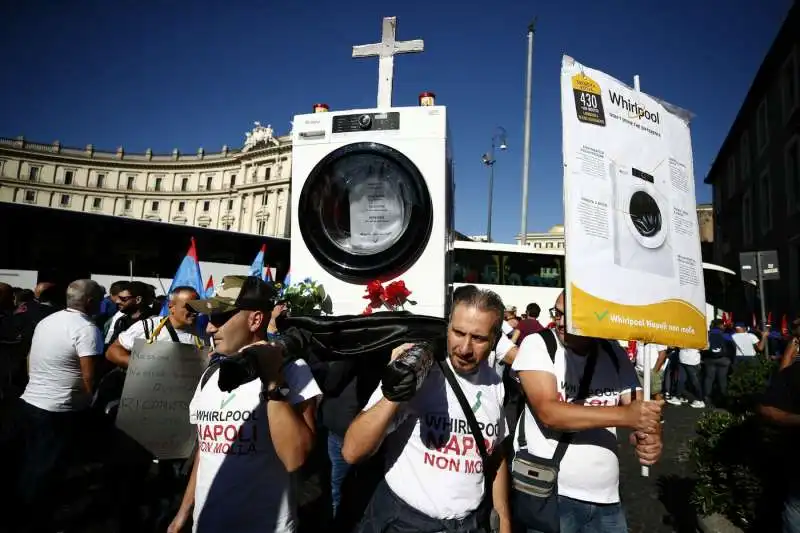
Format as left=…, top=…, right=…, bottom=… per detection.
left=280, top=278, right=333, bottom=316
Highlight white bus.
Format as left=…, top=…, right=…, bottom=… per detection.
left=451, top=240, right=744, bottom=327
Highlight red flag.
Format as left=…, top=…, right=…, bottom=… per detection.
left=264, top=264, right=273, bottom=282
left=205, top=275, right=214, bottom=291
left=782, top=314, right=789, bottom=334
left=187, top=237, right=199, bottom=261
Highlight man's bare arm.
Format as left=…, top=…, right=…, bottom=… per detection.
left=518, top=370, right=661, bottom=433
left=78, top=356, right=95, bottom=394
left=105, top=339, right=131, bottom=369
left=342, top=397, right=402, bottom=464
left=268, top=398, right=317, bottom=472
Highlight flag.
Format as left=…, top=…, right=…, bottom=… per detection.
left=161, top=237, right=205, bottom=316
left=280, top=267, right=292, bottom=297
left=782, top=314, right=789, bottom=333
left=205, top=275, right=215, bottom=298
left=249, top=244, right=267, bottom=280
left=264, top=264, right=273, bottom=282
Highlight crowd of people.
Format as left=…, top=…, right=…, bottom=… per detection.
left=0, top=276, right=667, bottom=533
left=3, top=274, right=798, bottom=533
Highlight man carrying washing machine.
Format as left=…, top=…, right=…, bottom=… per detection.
left=342, top=285, right=512, bottom=533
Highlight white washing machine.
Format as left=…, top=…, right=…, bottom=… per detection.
left=290, top=106, right=453, bottom=317
left=610, top=161, right=674, bottom=278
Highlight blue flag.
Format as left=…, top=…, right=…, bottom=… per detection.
left=161, top=237, right=205, bottom=316
left=249, top=244, right=267, bottom=280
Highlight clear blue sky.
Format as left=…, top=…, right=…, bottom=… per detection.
left=0, top=0, right=793, bottom=243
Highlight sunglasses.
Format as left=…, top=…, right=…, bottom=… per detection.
left=209, top=309, right=240, bottom=327
left=549, top=307, right=565, bottom=319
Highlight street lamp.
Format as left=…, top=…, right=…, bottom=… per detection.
left=482, top=126, right=508, bottom=242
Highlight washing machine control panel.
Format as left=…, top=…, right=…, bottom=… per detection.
left=332, top=112, right=400, bottom=133
left=631, top=167, right=654, bottom=183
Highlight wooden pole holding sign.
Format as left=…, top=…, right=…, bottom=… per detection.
left=632, top=73, right=651, bottom=479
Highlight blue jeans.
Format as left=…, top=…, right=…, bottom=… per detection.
left=328, top=433, right=351, bottom=516
left=526, top=495, right=628, bottom=533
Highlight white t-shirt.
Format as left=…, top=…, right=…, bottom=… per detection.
left=489, top=334, right=516, bottom=378
left=512, top=333, right=640, bottom=504
left=636, top=342, right=667, bottom=373
left=732, top=332, right=759, bottom=356
left=189, top=359, right=322, bottom=533
left=364, top=357, right=507, bottom=520
left=22, top=309, right=104, bottom=412
left=117, top=316, right=200, bottom=350
left=679, top=348, right=701, bottom=366
left=105, top=310, right=124, bottom=343
left=502, top=321, right=514, bottom=336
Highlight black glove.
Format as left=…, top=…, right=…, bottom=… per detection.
left=381, top=362, right=418, bottom=402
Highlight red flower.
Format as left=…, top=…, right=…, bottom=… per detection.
left=363, top=279, right=385, bottom=307
left=362, top=305, right=374, bottom=315
left=384, top=280, right=411, bottom=307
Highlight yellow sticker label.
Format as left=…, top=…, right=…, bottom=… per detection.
left=571, top=74, right=606, bottom=126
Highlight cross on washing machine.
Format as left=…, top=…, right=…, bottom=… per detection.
left=352, top=16, right=424, bottom=109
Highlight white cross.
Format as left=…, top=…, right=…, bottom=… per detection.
left=352, top=16, right=424, bottom=109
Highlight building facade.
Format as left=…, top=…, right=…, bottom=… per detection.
left=705, top=1, right=800, bottom=318
left=0, top=122, right=292, bottom=237
left=514, top=205, right=714, bottom=259
left=515, top=225, right=566, bottom=250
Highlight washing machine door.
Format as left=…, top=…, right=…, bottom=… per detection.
left=297, top=141, right=434, bottom=283
left=625, top=188, right=667, bottom=249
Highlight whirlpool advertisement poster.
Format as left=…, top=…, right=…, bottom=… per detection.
left=560, top=55, right=706, bottom=349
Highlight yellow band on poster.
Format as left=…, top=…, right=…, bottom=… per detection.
left=569, top=283, right=708, bottom=349
left=571, top=74, right=601, bottom=95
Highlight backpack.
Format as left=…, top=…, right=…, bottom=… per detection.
left=703, top=331, right=733, bottom=359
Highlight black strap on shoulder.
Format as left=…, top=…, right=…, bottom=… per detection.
left=163, top=319, right=180, bottom=343
left=537, top=328, right=558, bottom=362
left=517, top=341, right=599, bottom=466
left=200, top=361, right=220, bottom=391
left=436, top=357, right=490, bottom=464
left=435, top=357, right=493, bottom=500
left=142, top=319, right=150, bottom=340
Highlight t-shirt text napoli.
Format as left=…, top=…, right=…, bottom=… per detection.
left=364, top=357, right=506, bottom=520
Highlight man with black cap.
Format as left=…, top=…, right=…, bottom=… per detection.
left=168, top=275, right=322, bottom=533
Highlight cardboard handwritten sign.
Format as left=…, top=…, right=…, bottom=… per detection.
left=116, top=339, right=209, bottom=460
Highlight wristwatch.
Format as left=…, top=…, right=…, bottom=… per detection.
left=260, top=383, right=290, bottom=402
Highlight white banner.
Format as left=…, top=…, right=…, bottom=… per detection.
left=561, top=55, right=706, bottom=349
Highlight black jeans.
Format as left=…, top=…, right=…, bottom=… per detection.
left=702, top=358, right=731, bottom=404
left=358, top=479, right=489, bottom=533
left=12, top=400, right=89, bottom=531
left=677, top=364, right=703, bottom=401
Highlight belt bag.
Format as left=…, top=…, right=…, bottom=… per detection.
left=511, top=338, right=600, bottom=533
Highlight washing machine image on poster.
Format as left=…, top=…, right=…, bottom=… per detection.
left=610, top=162, right=674, bottom=279
left=560, top=55, right=706, bottom=349
left=290, top=106, right=453, bottom=317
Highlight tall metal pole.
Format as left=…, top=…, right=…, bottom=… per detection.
left=486, top=139, right=496, bottom=242
left=756, top=251, right=770, bottom=357
left=519, top=19, right=536, bottom=246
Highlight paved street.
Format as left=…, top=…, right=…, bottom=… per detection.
left=619, top=404, right=704, bottom=533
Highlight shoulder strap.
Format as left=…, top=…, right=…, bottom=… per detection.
left=518, top=344, right=600, bottom=466
left=200, top=360, right=221, bottom=391
left=436, top=358, right=490, bottom=464
left=142, top=318, right=151, bottom=340
left=163, top=318, right=180, bottom=343
left=537, top=328, right=558, bottom=362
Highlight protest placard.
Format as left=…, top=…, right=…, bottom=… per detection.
left=116, top=339, right=209, bottom=459
left=561, top=55, right=706, bottom=348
